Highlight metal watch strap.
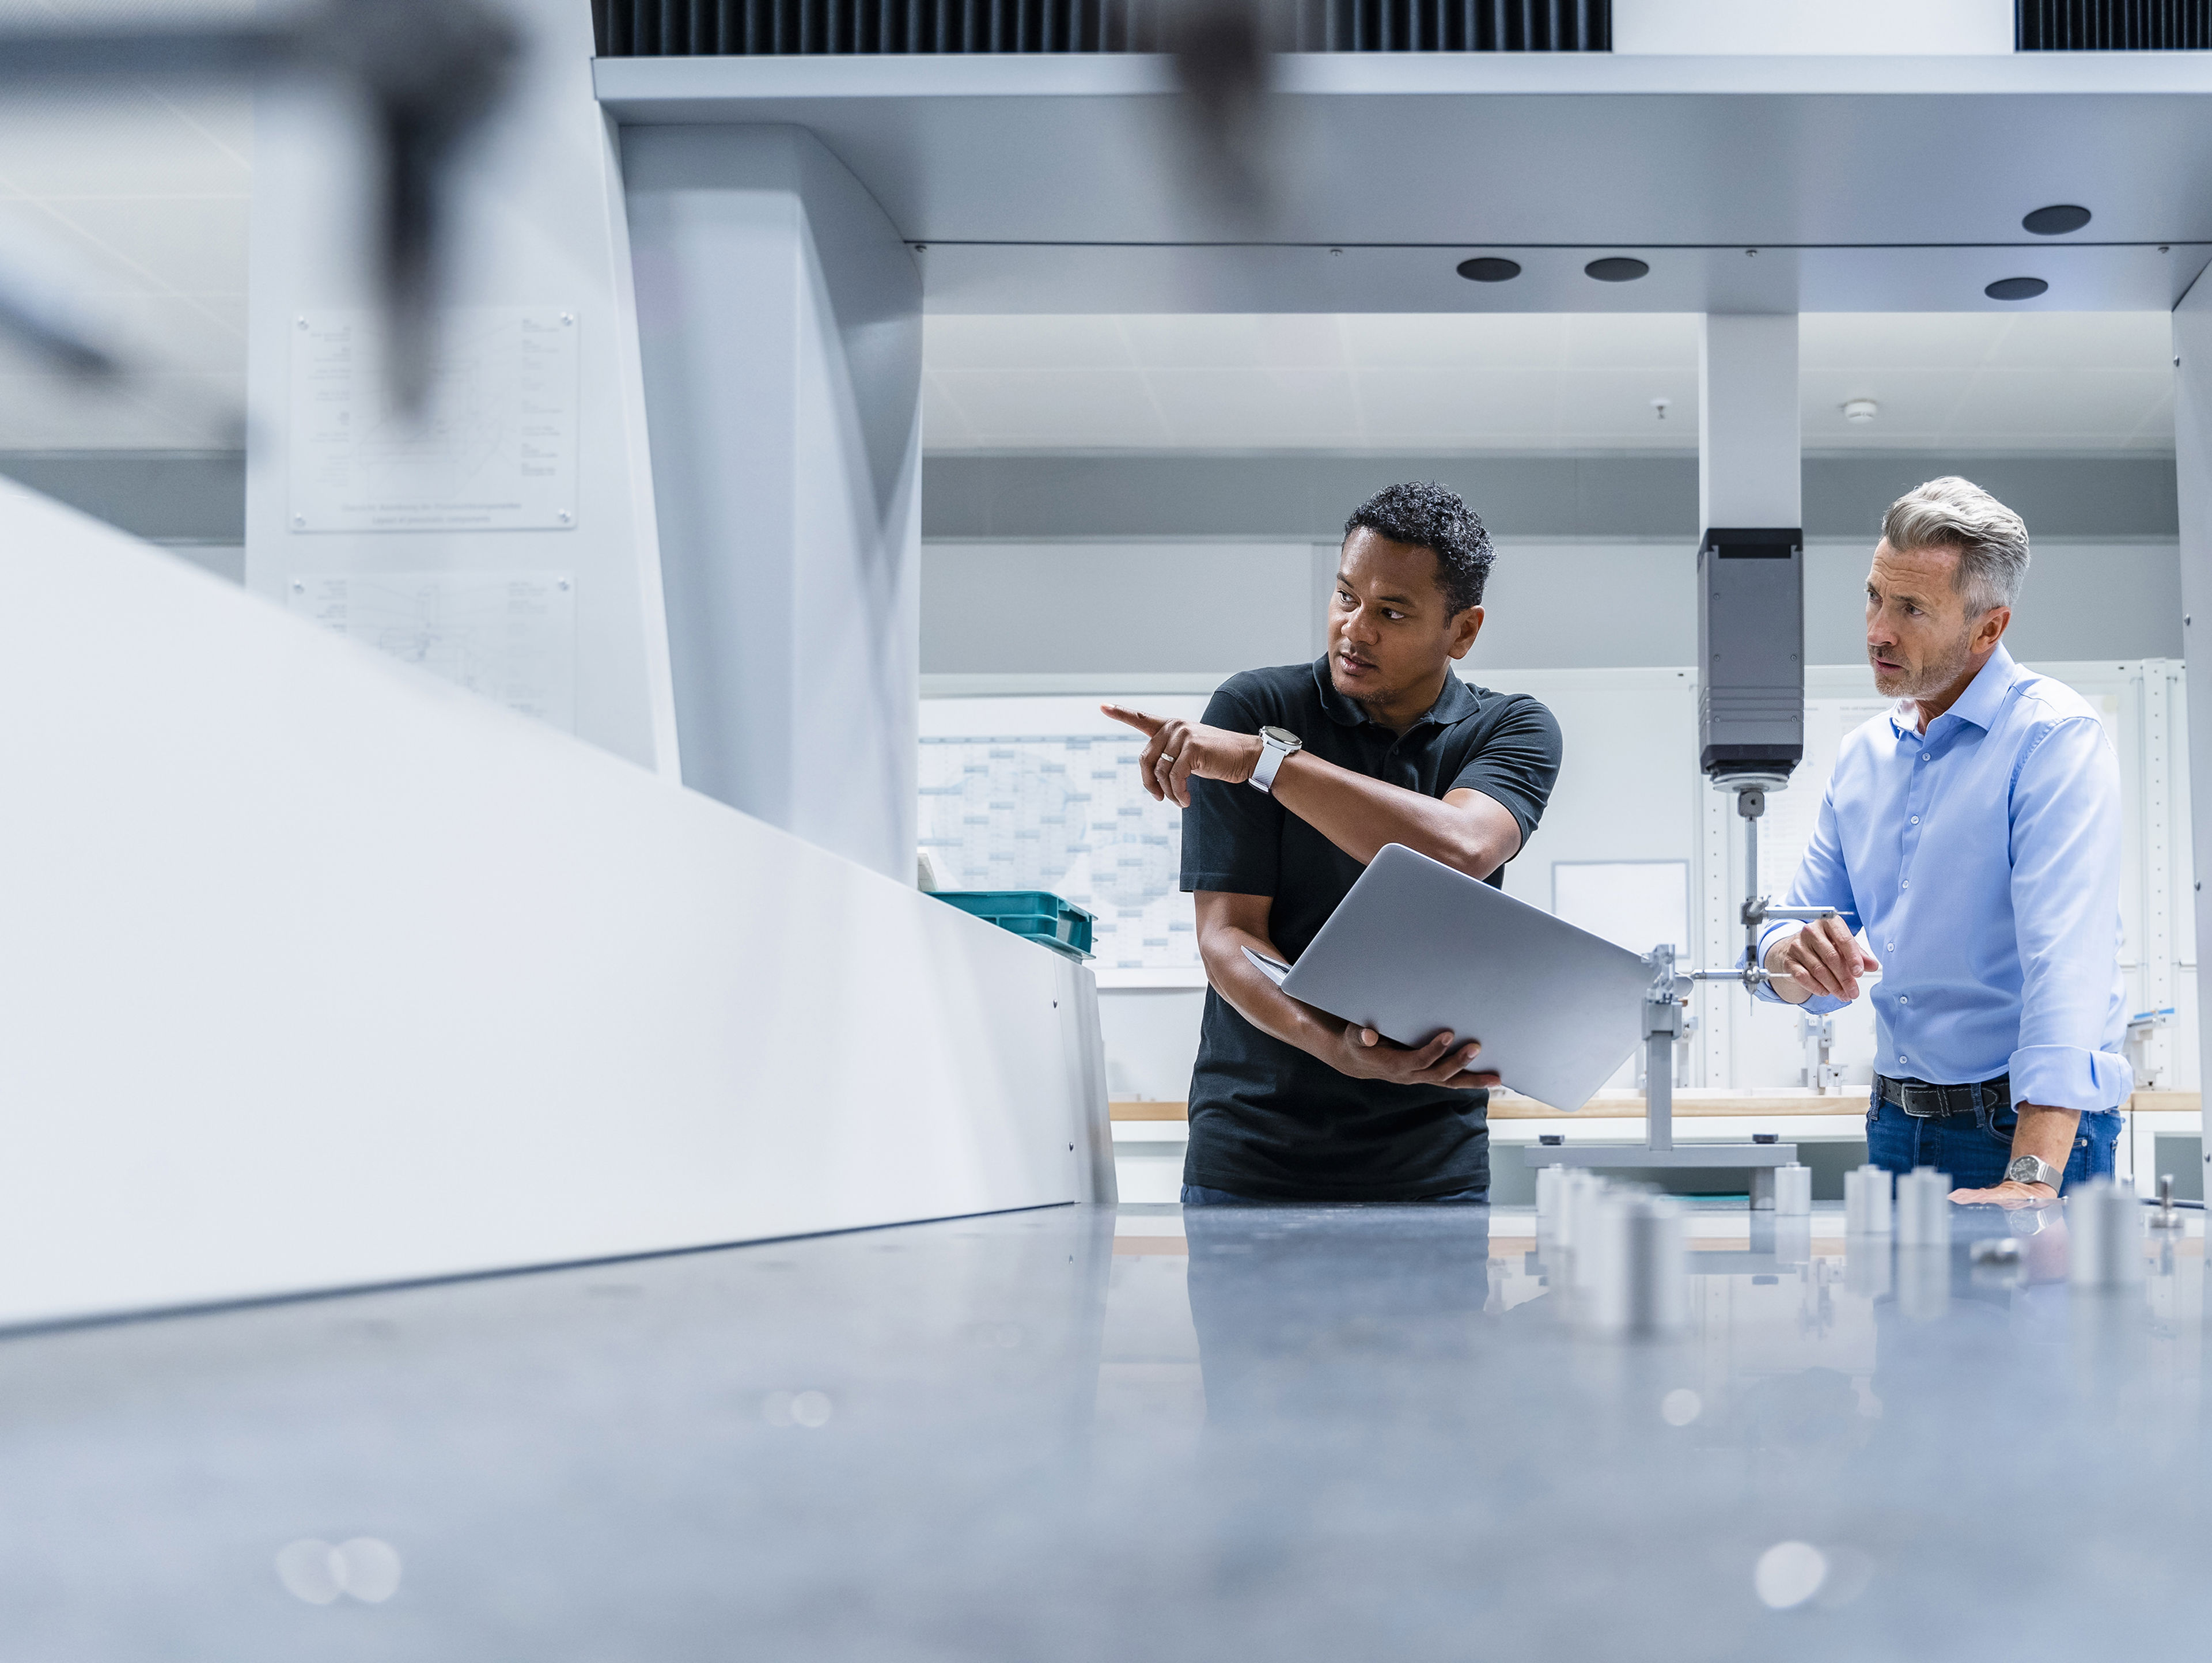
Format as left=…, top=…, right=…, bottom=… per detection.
left=2006, top=1153, right=2063, bottom=1191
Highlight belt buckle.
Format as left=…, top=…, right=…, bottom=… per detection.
left=1898, top=1084, right=1947, bottom=1119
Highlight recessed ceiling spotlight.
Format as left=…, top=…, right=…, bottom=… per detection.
left=1843, top=399, right=1878, bottom=425
left=1585, top=256, right=1649, bottom=283
left=1456, top=257, right=1521, bottom=282
left=1985, top=276, right=2050, bottom=301
left=2022, top=204, right=2092, bottom=236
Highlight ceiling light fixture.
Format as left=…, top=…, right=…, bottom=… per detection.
left=2022, top=204, right=2092, bottom=236
left=1651, top=397, right=1670, bottom=422
left=1585, top=256, right=1649, bottom=282
left=1985, top=276, right=2049, bottom=301
left=1843, top=399, right=1877, bottom=424
left=1456, top=257, right=1520, bottom=282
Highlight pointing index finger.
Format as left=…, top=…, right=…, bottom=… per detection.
left=1100, top=704, right=1163, bottom=736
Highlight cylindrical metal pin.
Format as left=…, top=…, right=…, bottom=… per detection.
left=1555, top=1169, right=1604, bottom=1253
left=1582, top=1190, right=1687, bottom=1337
left=1774, top=1162, right=1812, bottom=1216
left=1896, top=1166, right=1950, bottom=1246
left=2069, top=1179, right=2145, bottom=1289
left=1844, top=1164, right=1893, bottom=1236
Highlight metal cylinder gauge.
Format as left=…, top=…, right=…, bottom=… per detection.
left=1896, top=1168, right=1952, bottom=1247
left=1582, top=1190, right=1688, bottom=1338
left=2068, top=1180, right=2146, bottom=1290
left=1844, top=1165, right=1894, bottom=1236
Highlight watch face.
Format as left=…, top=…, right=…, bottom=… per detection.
left=1260, top=725, right=1301, bottom=748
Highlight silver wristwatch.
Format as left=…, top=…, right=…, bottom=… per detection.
left=1249, top=726, right=1303, bottom=794
left=2005, top=1154, right=2063, bottom=1192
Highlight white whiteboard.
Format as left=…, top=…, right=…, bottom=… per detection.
left=1554, top=861, right=1688, bottom=957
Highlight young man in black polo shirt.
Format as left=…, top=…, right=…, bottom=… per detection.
left=1104, top=482, right=1562, bottom=1204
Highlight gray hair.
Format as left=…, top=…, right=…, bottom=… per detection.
left=1880, top=476, right=2031, bottom=615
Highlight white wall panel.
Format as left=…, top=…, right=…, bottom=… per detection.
left=2171, top=294, right=2212, bottom=1120
left=626, top=126, right=922, bottom=882
left=0, top=482, right=1104, bottom=1328
left=244, top=0, right=679, bottom=776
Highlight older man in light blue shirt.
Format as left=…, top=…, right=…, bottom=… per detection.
left=1760, top=478, right=2130, bottom=1207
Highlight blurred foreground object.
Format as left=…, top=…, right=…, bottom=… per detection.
left=0, top=0, right=519, bottom=414
left=1170, top=0, right=1279, bottom=226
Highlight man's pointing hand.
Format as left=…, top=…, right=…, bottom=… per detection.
left=1102, top=704, right=1265, bottom=809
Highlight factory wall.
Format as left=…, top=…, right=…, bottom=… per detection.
left=625, top=126, right=924, bottom=882
left=925, top=537, right=2187, bottom=676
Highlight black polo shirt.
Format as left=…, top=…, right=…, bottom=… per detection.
left=1179, top=657, right=1563, bottom=1201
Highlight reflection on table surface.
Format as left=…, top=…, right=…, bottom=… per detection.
left=0, top=1199, right=2200, bottom=1660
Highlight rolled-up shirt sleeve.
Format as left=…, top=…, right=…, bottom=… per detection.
left=2007, top=715, right=2135, bottom=1112
left=1751, top=781, right=1862, bottom=1013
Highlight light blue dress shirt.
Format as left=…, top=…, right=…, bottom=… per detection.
left=1755, top=645, right=2133, bottom=1115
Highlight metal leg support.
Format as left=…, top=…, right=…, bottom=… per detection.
left=1644, top=998, right=1677, bottom=1153
left=1525, top=942, right=1795, bottom=1209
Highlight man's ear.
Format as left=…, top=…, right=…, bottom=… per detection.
left=1975, top=605, right=2012, bottom=654
left=1448, top=605, right=1485, bottom=661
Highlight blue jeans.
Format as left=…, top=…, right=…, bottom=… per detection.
left=1865, top=1080, right=2119, bottom=1192
left=1180, top=1183, right=1490, bottom=1206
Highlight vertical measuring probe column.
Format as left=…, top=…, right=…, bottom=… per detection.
left=1742, top=805, right=1762, bottom=969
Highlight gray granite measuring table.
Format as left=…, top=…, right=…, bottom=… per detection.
left=0, top=1200, right=2201, bottom=1660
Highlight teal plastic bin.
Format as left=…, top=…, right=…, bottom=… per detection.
left=933, top=891, right=1094, bottom=960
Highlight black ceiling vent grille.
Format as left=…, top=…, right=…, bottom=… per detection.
left=593, top=0, right=1610, bottom=54
left=2017, top=0, right=2209, bottom=48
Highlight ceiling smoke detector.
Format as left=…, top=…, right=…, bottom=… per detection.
left=1843, top=399, right=1878, bottom=425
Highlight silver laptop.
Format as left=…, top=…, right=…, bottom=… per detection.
left=1259, top=843, right=1654, bottom=1112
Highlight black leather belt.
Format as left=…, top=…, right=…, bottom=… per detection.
left=1876, top=1072, right=2010, bottom=1120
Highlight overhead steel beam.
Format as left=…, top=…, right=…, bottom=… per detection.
left=596, top=52, right=2212, bottom=312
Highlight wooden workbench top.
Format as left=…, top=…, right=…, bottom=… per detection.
left=1109, top=1089, right=2202, bottom=1122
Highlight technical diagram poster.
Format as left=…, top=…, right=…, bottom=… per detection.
left=919, top=695, right=1214, bottom=986
left=287, top=572, right=575, bottom=730
left=919, top=736, right=1196, bottom=982
left=288, top=309, right=579, bottom=532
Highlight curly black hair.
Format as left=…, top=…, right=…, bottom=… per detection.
left=1342, top=482, right=1494, bottom=615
